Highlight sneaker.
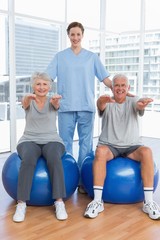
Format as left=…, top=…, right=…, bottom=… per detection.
left=78, top=185, right=87, bottom=194
left=54, top=201, right=68, bottom=221
left=142, top=201, right=160, bottom=220
left=84, top=200, right=104, bottom=219
left=13, top=202, right=27, bottom=222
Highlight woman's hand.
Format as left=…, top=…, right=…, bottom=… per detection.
left=50, top=94, right=62, bottom=109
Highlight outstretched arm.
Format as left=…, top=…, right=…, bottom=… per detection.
left=22, top=94, right=36, bottom=109
left=97, top=94, right=115, bottom=111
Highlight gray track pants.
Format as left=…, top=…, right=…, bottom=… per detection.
left=17, top=141, right=66, bottom=201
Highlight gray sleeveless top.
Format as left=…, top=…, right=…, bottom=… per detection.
left=17, top=97, right=64, bottom=145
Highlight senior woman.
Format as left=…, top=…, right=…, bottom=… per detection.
left=13, top=72, right=68, bottom=222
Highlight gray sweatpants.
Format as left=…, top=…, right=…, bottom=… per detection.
left=17, top=141, right=66, bottom=201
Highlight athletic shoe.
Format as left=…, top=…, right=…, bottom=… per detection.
left=84, top=200, right=104, bottom=218
left=13, top=202, right=27, bottom=222
left=54, top=201, right=68, bottom=220
left=142, top=201, right=160, bottom=220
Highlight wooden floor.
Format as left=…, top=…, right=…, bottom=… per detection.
left=0, top=137, right=160, bottom=240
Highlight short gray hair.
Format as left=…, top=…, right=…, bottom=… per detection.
left=31, top=72, right=52, bottom=87
left=112, top=74, right=129, bottom=87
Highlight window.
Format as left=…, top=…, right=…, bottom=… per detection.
left=15, top=0, right=65, bottom=21
left=1, top=0, right=160, bottom=153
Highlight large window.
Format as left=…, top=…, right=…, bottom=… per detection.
left=0, top=0, right=160, bottom=153
left=104, top=0, right=160, bottom=138
left=15, top=0, right=66, bottom=21
left=15, top=18, right=62, bottom=143
left=0, top=13, right=10, bottom=152
left=67, top=0, right=100, bottom=29
left=105, top=0, right=140, bottom=32
left=0, top=0, right=8, bottom=10
left=141, top=0, right=160, bottom=138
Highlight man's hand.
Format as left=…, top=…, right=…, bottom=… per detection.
left=97, top=94, right=115, bottom=111
left=98, top=94, right=115, bottom=104
left=137, top=97, right=153, bottom=110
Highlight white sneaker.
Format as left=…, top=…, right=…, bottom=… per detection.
left=143, top=201, right=160, bottom=220
left=54, top=201, right=68, bottom=221
left=13, top=202, right=27, bottom=222
left=84, top=200, right=104, bottom=219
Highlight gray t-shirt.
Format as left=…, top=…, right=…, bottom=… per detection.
left=18, top=97, right=64, bottom=145
left=98, top=96, right=144, bottom=148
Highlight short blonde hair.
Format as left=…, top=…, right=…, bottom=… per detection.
left=30, top=72, right=52, bottom=88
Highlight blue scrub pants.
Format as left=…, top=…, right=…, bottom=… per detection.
left=58, top=111, right=95, bottom=177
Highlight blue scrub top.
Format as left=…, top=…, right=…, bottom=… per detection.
left=46, top=48, right=110, bottom=112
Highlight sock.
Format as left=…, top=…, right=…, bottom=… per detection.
left=54, top=200, right=63, bottom=205
left=144, top=187, right=154, bottom=203
left=93, top=186, right=103, bottom=202
left=17, top=201, right=26, bottom=207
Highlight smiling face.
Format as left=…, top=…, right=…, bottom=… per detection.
left=32, top=78, right=51, bottom=97
left=112, top=75, right=130, bottom=103
left=68, top=26, right=83, bottom=49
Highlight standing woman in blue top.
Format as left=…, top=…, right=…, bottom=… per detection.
left=46, top=22, right=112, bottom=192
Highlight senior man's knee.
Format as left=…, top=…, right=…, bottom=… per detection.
left=95, top=145, right=110, bottom=159
left=139, top=146, right=153, bottom=158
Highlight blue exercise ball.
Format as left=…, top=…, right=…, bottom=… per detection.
left=81, top=154, right=159, bottom=204
left=2, top=152, right=79, bottom=206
